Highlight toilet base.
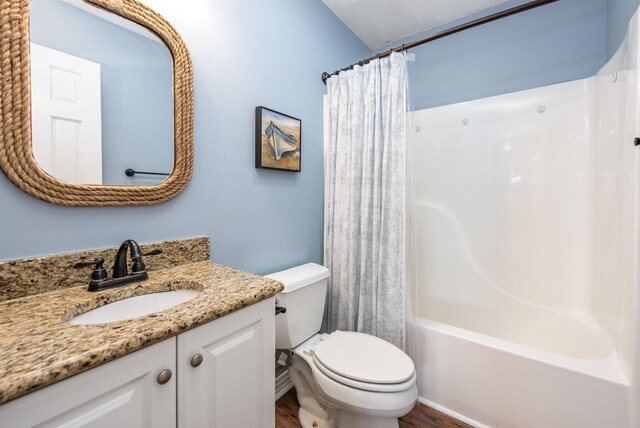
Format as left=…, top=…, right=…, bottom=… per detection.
left=298, top=407, right=334, bottom=428
left=337, top=410, right=399, bottom=428
left=295, top=401, right=403, bottom=428
left=296, top=397, right=401, bottom=428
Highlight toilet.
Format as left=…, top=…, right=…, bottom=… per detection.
left=267, top=263, right=417, bottom=428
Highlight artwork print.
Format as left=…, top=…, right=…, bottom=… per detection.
left=255, top=106, right=301, bottom=172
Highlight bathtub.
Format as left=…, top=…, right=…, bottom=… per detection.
left=405, top=8, right=640, bottom=426
left=407, top=316, right=630, bottom=427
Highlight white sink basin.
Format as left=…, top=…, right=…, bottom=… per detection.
left=68, top=290, right=200, bottom=325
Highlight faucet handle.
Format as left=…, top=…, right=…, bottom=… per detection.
left=131, top=249, right=162, bottom=274
left=73, top=258, right=108, bottom=284
left=142, top=249, right=162, bottom=257
left=73, top=257, right=105, bottom=269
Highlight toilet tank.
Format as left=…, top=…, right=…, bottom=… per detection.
left=266, top=263, right=330, bottom=349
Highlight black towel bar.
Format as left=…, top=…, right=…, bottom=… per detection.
left=125, top=168, right=170, bottom=177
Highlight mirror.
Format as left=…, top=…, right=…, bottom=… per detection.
left=0, top=0, right=193, bottom=205
left=30, top=0, right=174, bottom=186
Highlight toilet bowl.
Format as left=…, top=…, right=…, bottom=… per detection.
left=267, top=264, right=417, bottom=428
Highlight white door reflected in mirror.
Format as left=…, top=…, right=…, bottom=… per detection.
left=29, top=0, right=175, bottom=187
left=31, top=43, right=103, bottom=185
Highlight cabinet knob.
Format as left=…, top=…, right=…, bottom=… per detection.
left=190, top=353, right=203, bottom=367
left=157, top=369, right=172, bottom=385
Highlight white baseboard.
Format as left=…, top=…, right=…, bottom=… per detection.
left=418, top=397, right=489, bottom=428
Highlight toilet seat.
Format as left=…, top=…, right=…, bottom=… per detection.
left=309, top=331, right=416, bottom=393
left=312, top=354, right=417, bottom=392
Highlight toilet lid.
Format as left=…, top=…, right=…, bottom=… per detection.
left=312, top=331, right=415, bottom=384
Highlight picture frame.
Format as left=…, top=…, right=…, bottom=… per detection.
left=255, top=106, right=301, bottom=172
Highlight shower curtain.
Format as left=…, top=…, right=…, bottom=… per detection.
left=323, top=52, right=408, bottom=349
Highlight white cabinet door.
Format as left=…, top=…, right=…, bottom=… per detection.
left=0, top=339, right=176, bottom=428
left=177, top=298, right=275, bottom=428
left=30, top=43, right=103, bottom=185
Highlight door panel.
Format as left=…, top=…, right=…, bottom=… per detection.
left=30, top=43, right=102, bottom=184
left=178, top=298, right=275, bottom=428
left=0, top=339, right=176, bottom=428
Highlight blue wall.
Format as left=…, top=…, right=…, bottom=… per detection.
left=607, top=0, right=640, bottom=57
left=30, top=0, right=174, bottom=186
left=0, top=0, right=369, bottom=274
left=377, top=0, right=608, bottom=110
left=6, top=0, right=639, bottom=274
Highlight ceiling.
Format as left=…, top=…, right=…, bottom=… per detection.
left=321, top=0, right=512, bottom=50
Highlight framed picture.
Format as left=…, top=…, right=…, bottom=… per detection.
left=255, top=106, right=301, bottom=172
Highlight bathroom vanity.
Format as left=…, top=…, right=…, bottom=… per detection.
left=0, top=239, right=282, bottom=427
left=0, top=298, right=274, bottom=427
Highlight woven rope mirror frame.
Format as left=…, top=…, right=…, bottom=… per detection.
left=0, top=0, right=194, bottom=206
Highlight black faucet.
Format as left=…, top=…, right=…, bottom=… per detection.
left=74, top=239, right=162, bottom=292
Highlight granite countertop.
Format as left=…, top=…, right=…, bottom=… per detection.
left=0, top=260, right=283, bottom=405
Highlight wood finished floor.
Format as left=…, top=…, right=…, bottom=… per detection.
left=275, top=388, right=472, bottom=428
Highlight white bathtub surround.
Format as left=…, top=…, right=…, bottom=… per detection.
left=407, top=8, right=640, bottom=428
left=324, top=52, right=408, bottom=348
